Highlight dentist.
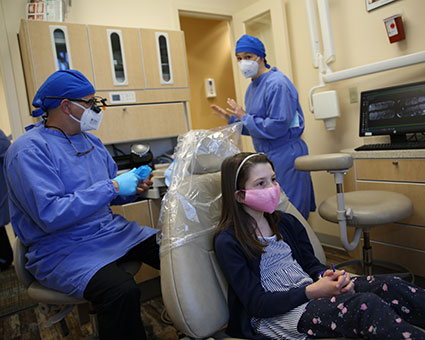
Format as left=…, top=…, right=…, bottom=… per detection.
left=4, top=70, right=158, bottom=340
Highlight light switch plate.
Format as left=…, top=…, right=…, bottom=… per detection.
left=349, top=87, right=358, bottom=103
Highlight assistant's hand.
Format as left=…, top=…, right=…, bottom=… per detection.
left=226, top=98, right=246, bottom=120
left=211, top=104, right=231, bottom=122
left=112, top=170, right=141, bottom=196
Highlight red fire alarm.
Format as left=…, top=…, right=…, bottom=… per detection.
left=384, top=14, right=406, bottom=43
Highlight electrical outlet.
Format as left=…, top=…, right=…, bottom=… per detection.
left=349, top=87, right=358, bottom=103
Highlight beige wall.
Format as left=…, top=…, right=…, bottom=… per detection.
left=0, top=70, right=11, bottom=136
left=285, top=0, right=425, bottom=240
left=0, top=0, right=29, bottom=137
left=180, top=16, right=236, bottom=130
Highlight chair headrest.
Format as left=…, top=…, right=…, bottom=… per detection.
left=159, top=123, right=242, bottom=254
left=188, top=136, right=237, bottom=174
left=173, top=122, right=242, bottom=177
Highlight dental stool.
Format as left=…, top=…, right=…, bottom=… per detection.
left=295, top=153, right=414, bottom=280
left=13, top=237, right=141, bottom=339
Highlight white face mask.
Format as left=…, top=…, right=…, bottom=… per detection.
left=69, top=102, right=103, bottom=131
left=238, top=57, right=260, bottom=78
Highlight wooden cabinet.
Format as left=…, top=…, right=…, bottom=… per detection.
left=111, top=199, right=161, bottom=229
left=19, top=20, right=94, bottom=108
left=346, top=154, right=425, bottom=277
left=139, top=29, right=189, bottom=89
left=91, top=102, right=187, bottom=144
left=87, top=25, right=145, bottom=90
left=19, top=19, right=191, bottom=133
left=111, top=199, right=161, bottom=283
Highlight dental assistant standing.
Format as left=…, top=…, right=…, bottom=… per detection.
left=211, top=34, right=315, bottom=219
left=3, top=70, right=159, bottom=340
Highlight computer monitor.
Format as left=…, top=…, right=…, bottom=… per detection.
left=359, top=80, right=425, bottom=144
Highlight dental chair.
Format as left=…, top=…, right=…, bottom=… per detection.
left=13, top=236, right=141, bottom=338
left=159, top=124, right=344, bottom=340
left=295, top=153, right=413, bottom=280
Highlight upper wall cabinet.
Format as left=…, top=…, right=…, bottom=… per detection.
left=19, top=20, right=190, bottom=114
left=87, top=25, right=145, bottom=91
left=140, top=29, right=189, bottom=89
left=19, top=19, right=94, bottom=106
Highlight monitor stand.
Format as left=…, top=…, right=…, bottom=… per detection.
left=390, top=134, right=408, bottom=145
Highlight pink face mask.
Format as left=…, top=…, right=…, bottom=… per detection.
left=243, top=183, right=281, bottom=214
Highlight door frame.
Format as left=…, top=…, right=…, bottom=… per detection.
left=176, top=9, right=241, bottom=104
left=174, top=0, right=292, bottom=109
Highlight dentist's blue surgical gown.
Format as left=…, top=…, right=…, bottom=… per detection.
left=229, top=67, right=315, bottom=218
left=4, top=122, right=157, bottom=298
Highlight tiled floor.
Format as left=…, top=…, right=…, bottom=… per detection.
left=0, top=285, right=180, bottom=340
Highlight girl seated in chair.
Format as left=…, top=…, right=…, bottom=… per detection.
left=214, top=152, right=425, bottom=340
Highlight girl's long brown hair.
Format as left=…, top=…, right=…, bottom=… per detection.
left=214, top=152, right=281, bottom=258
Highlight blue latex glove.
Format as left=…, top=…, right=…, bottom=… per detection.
left=113, top=170, right=141, bottom=196
left=164, top=161, right=174, bottom=187
left=132, top=165, right=152, bottom=180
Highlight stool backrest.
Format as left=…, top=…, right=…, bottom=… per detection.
left=13, top=237, right=35, bottom=288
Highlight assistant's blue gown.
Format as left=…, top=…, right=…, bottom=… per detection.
left=229, top=67, right=315, bottom=219
left=4, top=122, right=157, bottom=298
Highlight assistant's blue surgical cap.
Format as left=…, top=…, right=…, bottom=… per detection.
left=31, top=69, right=95, bottom=117
left=235, top=35, right=270, bottom=68
left=236, top=34, right=266, bottom=57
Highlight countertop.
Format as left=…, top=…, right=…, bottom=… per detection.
left=341, top=148, right=425, bottom=159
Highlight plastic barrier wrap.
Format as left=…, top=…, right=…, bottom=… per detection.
left=159, top=123, right=242, bottom=255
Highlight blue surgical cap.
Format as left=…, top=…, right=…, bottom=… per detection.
left=31, top=70, right=95, bottom=117
left=236, top=35, right=266, bottom=57
left=235, top=35, right=270, bottom=69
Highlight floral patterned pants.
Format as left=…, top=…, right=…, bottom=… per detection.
left=297, top=275, right=425, bottom=339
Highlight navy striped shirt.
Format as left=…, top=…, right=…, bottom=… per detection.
left=251, top=235, right=312, bottom=340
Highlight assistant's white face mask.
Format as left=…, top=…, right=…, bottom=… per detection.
left=69, top=102, right=103, bottom=131
left=238, top=57, right=260, bottom=78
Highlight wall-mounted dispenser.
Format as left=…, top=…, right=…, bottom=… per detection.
left=313, top=90, right=340, bottom=130
left=204, top=78, right=216, bottom=98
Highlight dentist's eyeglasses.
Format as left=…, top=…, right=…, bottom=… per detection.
left=45, top=96, right=107, bottom=113
left=68, top=133, right=95, bottom=156
left=44, top=123, right=95, bottom=156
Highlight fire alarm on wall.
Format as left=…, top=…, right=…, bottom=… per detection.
left=384, top=14, right=406, bottom=43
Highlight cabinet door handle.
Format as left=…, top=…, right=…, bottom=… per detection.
left=392, top=160, right=399, bottom=166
